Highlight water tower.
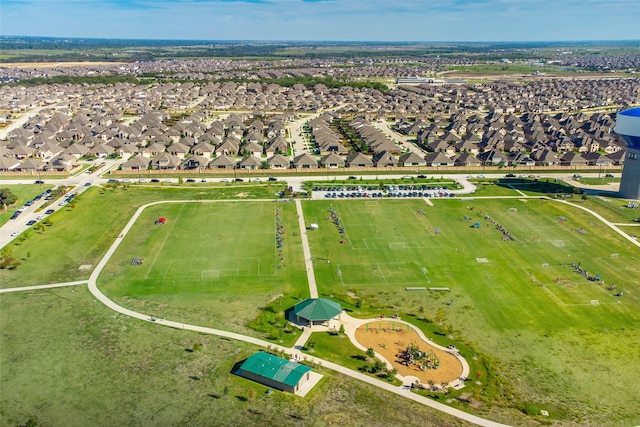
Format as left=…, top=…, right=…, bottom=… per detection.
left=615, top=108, right=640, bottom=200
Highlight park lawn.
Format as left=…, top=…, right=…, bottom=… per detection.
left=302, top=331, right=371, bottom=373
left=0, top=286, right=469, bottom=427
left=100, top=200, right=309, bottom=341
left=0, top=184, right=282, bottom=289
left=469, top=181, right=521, bottom=196
left=579, top=177, right=620, bottom=185
left=0, top=184, right=53, bottom=226
left=302, top=198, right=640, bottom=426
left=570, top=195, right=640, bottom=223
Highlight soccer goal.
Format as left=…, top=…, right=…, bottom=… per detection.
left=590, top=299, right=600, bottom=306
left=201, top=270, right=220, bottom=279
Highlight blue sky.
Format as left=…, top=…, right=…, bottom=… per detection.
left=1, top=0, right=638, bottom=42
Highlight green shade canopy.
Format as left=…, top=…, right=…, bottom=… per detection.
left=293, top=298, right=342, bottom=322
left=240, top=351, right=312, bottom=387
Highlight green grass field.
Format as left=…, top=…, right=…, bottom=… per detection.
left=302, top=198, right=640, bottom=425
left=0, top=287, right=465, bottom=427
left=2, top=185, right=640, bottom=426
left=100, top=200, right=308, bottom=340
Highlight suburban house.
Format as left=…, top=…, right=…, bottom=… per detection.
left=292, top=153, right=318, bottom=169
left=345, top=152, right=373, bottom=168
left=267, top=153, right=290, bottom=169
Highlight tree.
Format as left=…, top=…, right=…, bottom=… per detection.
left=0, top=188, right=18, bottom=211
left=366, top=347, right=375, bottom=358
left=0, top=247, right=21, bottom=270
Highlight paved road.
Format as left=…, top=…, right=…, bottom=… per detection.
left=0, top=106, right=49, bottom=140
left=372, top=120, right=428, bottom=156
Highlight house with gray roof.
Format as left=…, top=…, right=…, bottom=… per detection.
left=292, top=153, right=318, bottom=169
left=399, top=152, right=426, bottom=167
left=238, top=155, right=262, bottom=170
left=373, top=151, right=397, bottom=167
left=210, top=154, right=235, bottom=169
left=319, top=153, right=345, bottom=169
left=267, top=154, right=290, bottom=169
left=345, top=152, right=373, bottom=168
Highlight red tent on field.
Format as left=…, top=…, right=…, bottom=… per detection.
left=157, top=217, right=166, bottom=224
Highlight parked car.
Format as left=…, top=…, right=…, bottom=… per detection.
left=150, top=179, right=160, bottom=183
left=268, top=177, right=277, bottom=181
left=605, top=173, right=614, bottom=178
left=505, top=173, right=516, bottom=178
left=45, top=209, right=55, bottom=215
left=26, top=220, right=37, bottom=226
left=10, top=231, right=21, bottom=237
left=34, top=180, right=45, bottom=184
left=186, top=178, right=196, bottom=183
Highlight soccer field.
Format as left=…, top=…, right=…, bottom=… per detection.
left=100, top=201, right=308, bottom=330
left=302, top=197, right=640, bottom=423
left=304, top=198, right=639, bottom=327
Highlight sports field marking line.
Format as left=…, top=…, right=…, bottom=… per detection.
left=0, top=280, right=89, bottom=294
left=145, top=204, right=186, bottom=280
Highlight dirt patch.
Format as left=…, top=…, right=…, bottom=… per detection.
left=354, top=321, right=462, bottom=384
left=235, top=192, right=248, bottom=198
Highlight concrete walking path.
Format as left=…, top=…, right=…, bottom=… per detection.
left=295, top=199, right=318, bottom=298
left=0, top=280, right=88, bottom=294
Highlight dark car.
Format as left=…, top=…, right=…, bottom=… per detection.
left=45, top=209, right=55, bottom=215
left=186, top=178, right=196, bottom=183
left=26, top=220, right=37, bottom=226
left=150, top=178, right=160, bottom=183
left=268, top=177, right=277, bottom=181
left=35, top=180, right=45, bottom=184
left=234, top=178, right=244, bottom=182
left=505, top=173, right=516, bottom=178
left=605, top=173, right=614, bottom=178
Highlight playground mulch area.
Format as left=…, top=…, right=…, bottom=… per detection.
left=354, top=321, right=462, bottom=384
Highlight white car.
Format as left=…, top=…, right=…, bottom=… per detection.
left=36, top=215, right=45, bottom=220
left=10, top=231, right=21, bottom=237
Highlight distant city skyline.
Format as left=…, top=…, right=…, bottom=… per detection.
left=1, top=0, right=638, bottom=42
